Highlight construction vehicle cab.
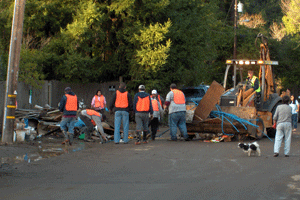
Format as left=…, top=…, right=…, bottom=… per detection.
left=221, top=59, right=280, bottom=110
left=219, top=59, right=281, bottom=138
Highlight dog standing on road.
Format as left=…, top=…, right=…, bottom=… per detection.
left=238, top=141, right=261, bottom=157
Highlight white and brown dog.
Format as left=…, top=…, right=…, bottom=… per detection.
left=238, top=141, right=261, bottom=157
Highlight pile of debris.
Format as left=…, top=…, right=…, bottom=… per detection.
left=14, top=105, right=117, bottom=142
left=14, top=105, right=62, bottom=141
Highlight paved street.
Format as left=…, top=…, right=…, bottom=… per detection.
left=1, top=130, right=300, bottom=200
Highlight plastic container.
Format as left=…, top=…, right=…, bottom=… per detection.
left=78, top=133, right=85, bottom=140
left=16, top=130, right=26, bottom=142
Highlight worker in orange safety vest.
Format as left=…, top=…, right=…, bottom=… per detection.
left=79, top=109, right=110, bottom=142
left=91, top=89, right=107, bottom=113
left=149, top=90, right=164, bottom=140
left=164, top=83, right=191, bottom=142
left=133, top=85, right=153, bottom=145
left=59, top=87, right=78, bottom=145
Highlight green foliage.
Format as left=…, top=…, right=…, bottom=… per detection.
left=282, top=0, right=300, bottom=36
left=0, top=0, right=300, bottom=93
left=19, top=48, right=45, bottom=88
left=162, top=0, right=225, bottom=87
left=270, top=37, right=300, bottom=91
left=243, top=0, right=283, bottom=26
left=131, top=20, right=172, bottom=78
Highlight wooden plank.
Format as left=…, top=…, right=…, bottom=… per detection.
left=236, top=89, right=242, bottom=107
left=193, top=81, right=225, bottom=121
left=243, top=88, right=254, bottom=100
left=186, top=118, right=248, bottom=134
left=242, top=91, right=256, bottom=107
left=220, top=106, right=256, bottom=119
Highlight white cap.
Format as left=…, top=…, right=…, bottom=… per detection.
left=152, top=90, right=157, bottom=94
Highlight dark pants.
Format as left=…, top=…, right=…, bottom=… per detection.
left=149, top=118, right=159, bottom=140
left=79, top=114, right=94, bottom=139
left=292, top=113, right=298, bottom=129
left=135, top=113, right=149, bottom=142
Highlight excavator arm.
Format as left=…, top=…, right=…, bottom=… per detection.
left=256, top=33, right=275, bottom=101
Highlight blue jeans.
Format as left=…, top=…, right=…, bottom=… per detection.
left=274, top=122, right=292, bottom=155
left=60, top=117, right=76, bottom=140
left=292, top=114, right=298, bottom=129
left=114, top=111, right=129, bottom=143
left=60, top=117, right=76, bottom=134
left=169, top=111, right=188, bottom=140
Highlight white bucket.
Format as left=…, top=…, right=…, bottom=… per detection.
left=186, top=110, right=195, bottom=123
left=16, top=130, right=26, bottom=142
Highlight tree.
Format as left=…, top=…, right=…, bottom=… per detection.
left=269, top=22, right=286, bottom=41
left=130, top=20, right=172, bottom=84
left=161, top=0, right=225, bottom=87
left=239, top=13, right=266, bottom=29
left=282, top=0, right=300, bottom=36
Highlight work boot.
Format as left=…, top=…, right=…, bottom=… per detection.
left=62, top=130, right=69, bottom=145
left=69, top=133, right=74, bottom=146
left=61, top=139, right=69, bottom=145
left=143, top=131, right=147, bottom=141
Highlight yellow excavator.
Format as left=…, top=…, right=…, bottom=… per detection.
left=187, top=33, right=281, bottom=139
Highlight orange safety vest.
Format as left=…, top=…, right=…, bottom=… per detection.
left=115, top=91, right=129, bottom=108
left=86, top=109, right=101, bottom=126
left=86, top=109, right=101, bottom=117
left=172, top=89, right=185, bottom=104
left=151, top=94, right=162, bottom=107
left=65, top=94, right=78, bottom=111
left=151, top=99, right=159, bottom=111
left=94, top=95, right=105, bottom=108
left=136, top=96, right=150, bottom=112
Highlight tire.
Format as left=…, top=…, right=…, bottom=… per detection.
left=267, top=101, right=281, bottom=138
left=267, top=127, right=276, bottom=138
left=271, top=101, right=282, bottom=120
left=256, top=117, right=265, bottom=139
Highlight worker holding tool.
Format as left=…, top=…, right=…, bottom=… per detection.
left=133, top=85, right=153, bottom=144
left=164, top=83, right=191, bottom=141
left=59, top=87, right=78, bottom=145
left=109, top=82, right=133, bottom=144
left=79, top=109, right=110, bottom=142
left=91, top=89, right=107, bottom=114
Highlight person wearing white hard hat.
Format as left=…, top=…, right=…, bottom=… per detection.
left=149, top=90, right=164, bottom=140
left=150, top=89, right=164, bottom=107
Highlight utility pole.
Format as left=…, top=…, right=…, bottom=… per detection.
left=233, top=0, right=238, bottom=88
left=233, top=0, right=238, bottom=60
left=2, top=0, right=26, bottom=143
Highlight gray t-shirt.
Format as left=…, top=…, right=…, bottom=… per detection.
left=165, top=90, right=186, bottom=114
left=273, top=104, right=292, bottom=124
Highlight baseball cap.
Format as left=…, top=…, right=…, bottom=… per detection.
left=64, top=87, right=71, bottom=91
left=152, top=90, right=157, bottom=94
left=138, top=85, right=145, bottom=90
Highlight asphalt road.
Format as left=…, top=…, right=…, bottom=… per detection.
left=1, top=131, right=300, bottom=200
